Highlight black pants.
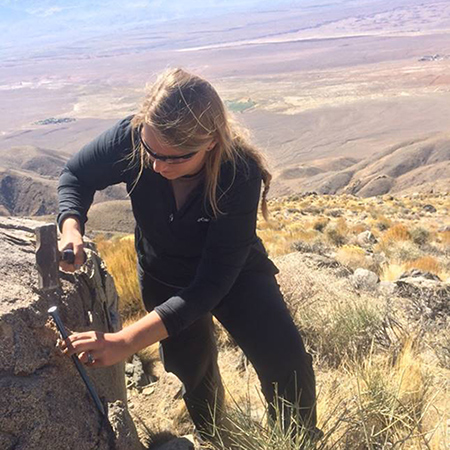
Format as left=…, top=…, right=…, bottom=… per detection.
left=138, top=264, right=317, bottom=436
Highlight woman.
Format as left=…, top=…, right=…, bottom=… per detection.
left=58, top=68, right=318, bottom=443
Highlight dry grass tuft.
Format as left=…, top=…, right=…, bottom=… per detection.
left=379, top=240, right=423, bottom=263
left=335, top=245, right=372, bottom=271
left=325, top=218, right=349, bottom=247
left=344, top=339, right=435, bottom=449
left=257, top=221, right=318, bottom=257
left=94, top=193, right=449, bottom=449
left=374, top=215, right=392, bottom=232
left=96, top=235, right=145, bottom=321
left=350, top=223, right=369, bottom=235
left=208, top=337, right=445, bottom=450
left=439, top=230, right=450, bottom=245
left=312, top=217, right=330, bottom=232
left=380, top=255, right=443, bottom=281
left=404, top=256, right=441, bottom=275
left=277, top=254, right=387, bottom=368
left=378, top=223, right=411, bottom=252
left=410, top=227, right=431, bottom=246
left=380, top=263, right=406, bottom=282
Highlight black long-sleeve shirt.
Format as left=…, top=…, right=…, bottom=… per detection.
left=57, top=116, right=278, bottom=336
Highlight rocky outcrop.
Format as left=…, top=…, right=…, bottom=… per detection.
left=395, top=269, right=450, bottom=325
left=0, top=217, right=142, bottom=450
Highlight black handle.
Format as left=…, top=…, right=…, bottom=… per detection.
left=61, top=249, right=87, bottom=265
left=48, top=306, right=105, bottom=416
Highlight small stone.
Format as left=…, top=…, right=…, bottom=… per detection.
left=142, top=385, right=156, bottom=396
left=357, top=230, right=377, bottom=247
left=125, top=354, right=151, bottom=389
left=423, top=204, right=437, bottom=213
left=351, top=268, right=379, bottom=290
left=125, top=363, right=134, bottom=375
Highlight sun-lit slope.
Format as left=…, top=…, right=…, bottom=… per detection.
left=0, top=167, right=58, bottom=216
left=95, top=188, right=449, bottom=449
left=272, top=134, right=450, bottom=197
left=0, top=159, right=128, bottom=217
left=87, top=199, right=134, bottom=234
left=0, top=145, right=70, bottom=178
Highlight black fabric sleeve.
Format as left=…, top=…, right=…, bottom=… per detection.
left=57, top=117, right=134, bottom=235
left=154, top=171, right=262, bottom=336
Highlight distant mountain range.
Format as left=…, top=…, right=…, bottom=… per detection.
left=1, top=0, right=449, bottom=230
left=0, top=146, right=127, bottom=219
left=1, top=133, right=448, bottom=232
left=273, top=134, right=450, bottom=197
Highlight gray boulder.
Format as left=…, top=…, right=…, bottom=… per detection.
left=351, top=268, right=380, bottom=290
left=356, top=230, right=377, bottom=247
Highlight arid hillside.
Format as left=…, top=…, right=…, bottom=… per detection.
left=272, top=134, right=450, bottom=197
left=1, top=134, right=449, bottom=222
left=91, top=192, right=449, bottom=449
left=0, top=146, right=127, bottom=217
left=1, top=0, right=450, bottom=203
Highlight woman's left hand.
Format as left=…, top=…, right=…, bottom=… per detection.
left=59, top=331, right=131, bottom=368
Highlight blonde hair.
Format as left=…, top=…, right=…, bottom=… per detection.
left=130, top=68, right=271, bottom=219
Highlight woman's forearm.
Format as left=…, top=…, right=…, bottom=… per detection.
left=119, top=310, right=169, bottom=354
left=62, top=310, right=169, bottom=367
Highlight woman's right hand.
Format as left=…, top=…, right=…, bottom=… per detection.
left=59, top=217, right=85, bottom=272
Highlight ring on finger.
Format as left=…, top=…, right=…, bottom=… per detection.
left=87, top=353, right=94, bottom=365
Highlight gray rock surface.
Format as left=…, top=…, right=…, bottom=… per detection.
left=378, top=281, right=397, bottom=296
left=0, top=217, right=142, bottom=450
left=395, top=272, right=449, bottom=325
left=399, top=269, right=441, bottom=281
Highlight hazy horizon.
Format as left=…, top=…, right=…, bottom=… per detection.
left=1, top=0, right=449, bottom=197
left=0, top=0, right=352, bottom=58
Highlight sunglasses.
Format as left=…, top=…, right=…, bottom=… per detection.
left=140, top=133, right=198, bottom=165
